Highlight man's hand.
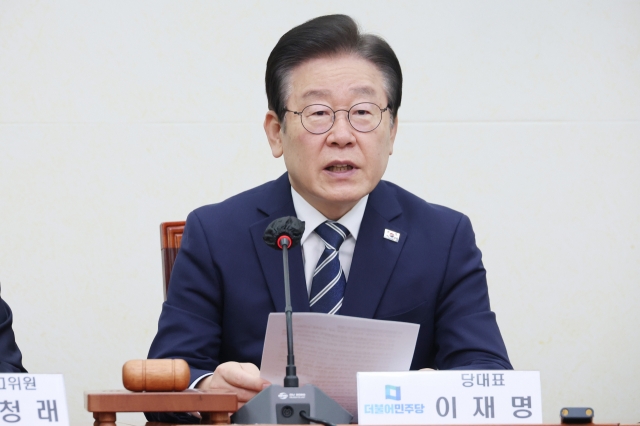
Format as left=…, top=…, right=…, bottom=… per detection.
left=197, top=362, right=270, bottom=408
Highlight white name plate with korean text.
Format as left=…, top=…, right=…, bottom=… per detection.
left=357, top=371, right=541, bottom=424
left=0, top=374, right=69, bottom=425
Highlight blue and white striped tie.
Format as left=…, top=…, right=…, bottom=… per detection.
left=309, top=221, right=350, bottom=315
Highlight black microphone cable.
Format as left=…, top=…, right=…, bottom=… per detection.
left=299, top=410, right=337, bottom=426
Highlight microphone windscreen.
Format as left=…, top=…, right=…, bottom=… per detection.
left=263, top=216, right=305, bottom=249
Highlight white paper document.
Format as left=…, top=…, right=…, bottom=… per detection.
left=260, top=312, right=420, bottom=418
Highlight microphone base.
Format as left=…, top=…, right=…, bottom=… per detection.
left=230, top=384, right=353, bottom=425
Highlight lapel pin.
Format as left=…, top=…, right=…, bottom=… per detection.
left=383, top=229, right=400, bottom=243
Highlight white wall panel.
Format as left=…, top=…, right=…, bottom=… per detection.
left=0, top=1, right=638, bottom=423
left=1, top=1, right=638, bottom=123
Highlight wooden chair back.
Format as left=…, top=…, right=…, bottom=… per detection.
left=160, top=221, right=186, bottom=300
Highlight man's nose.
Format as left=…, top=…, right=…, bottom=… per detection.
left=327, top=110, right=355, bottom=145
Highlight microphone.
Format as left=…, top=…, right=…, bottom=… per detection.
left=262, top=216, right=304, bottom=388
left=262, top=216, right=304, bottom=250
left=231, top=216, right=352, bottom=425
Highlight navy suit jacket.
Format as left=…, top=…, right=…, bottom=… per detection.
left=0, top=297, right=27, bottom=373
left=148, top=173, right=511, bottom=384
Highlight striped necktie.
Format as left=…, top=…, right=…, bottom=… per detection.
left=309, top=221, right=350, bottom=314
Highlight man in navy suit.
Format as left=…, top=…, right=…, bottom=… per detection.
left=148, top=14, right=511, bottom=415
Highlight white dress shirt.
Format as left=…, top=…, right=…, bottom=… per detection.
left=290, top=187, right=368, bottom=294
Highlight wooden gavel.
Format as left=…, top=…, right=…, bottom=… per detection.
left=122, top=359, right=190, bottom=392
left=87, top=359, right=236, bottom=426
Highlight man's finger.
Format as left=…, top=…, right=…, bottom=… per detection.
left=218, top=362, right=269, bottom=392
left=217, top=382, right=262, bottom=402
left=239, top=362, right=261, bottom=375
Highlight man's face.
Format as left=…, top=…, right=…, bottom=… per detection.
left=265, top=54, right=398, bottom=220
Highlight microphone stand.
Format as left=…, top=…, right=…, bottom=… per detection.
left=281, top=239, right=299, bottom=388
left=230, top=217, right=352, bottom=425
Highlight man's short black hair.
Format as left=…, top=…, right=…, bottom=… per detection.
left=266, top=14, right=403, bottom=123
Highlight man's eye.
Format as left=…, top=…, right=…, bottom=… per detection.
left=311, top=111, right=329, bottom=116
left=353, top=109, right=371, bottom=116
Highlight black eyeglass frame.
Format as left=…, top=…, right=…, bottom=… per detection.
left=284, top=102, right=390, bottom=135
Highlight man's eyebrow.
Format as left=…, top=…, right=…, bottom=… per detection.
left=349, top=86, right=377, bottom=97
left=301, top=89, right=331, bottom=99
left=301, top=86, right=378, bottom=100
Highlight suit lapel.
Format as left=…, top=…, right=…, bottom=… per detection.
left=250, top=173, right=310, bottom=313
left=340, top=181, right=407, bottom=318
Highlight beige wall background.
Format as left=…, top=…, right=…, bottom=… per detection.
left=1, top=1, right=639, bottom=424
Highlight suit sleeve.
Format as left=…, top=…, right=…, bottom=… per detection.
left=148, top=210, right=224, bottom=384
left=0, top=298, right=27, bottom=373
left=434, top=214, right=512, bottom=370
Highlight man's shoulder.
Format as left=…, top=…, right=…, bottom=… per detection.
left=193, top=180, right=273, bottom=214
left=186, top=175, right=286, bottom=230
left=378, top=180, right=466, bottom=224
left=375, top=180, right=476, bottom=248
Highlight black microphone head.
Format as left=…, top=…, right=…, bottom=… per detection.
left=263, top=216, right=305, bottom=250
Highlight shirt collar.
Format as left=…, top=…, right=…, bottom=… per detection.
left=291, top=187, right=368, bottom=245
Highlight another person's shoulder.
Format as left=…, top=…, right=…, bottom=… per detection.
left=0, top=297, right=27, bottom=373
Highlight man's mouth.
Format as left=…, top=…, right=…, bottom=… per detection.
left=325, top=164, right=354, bottom=172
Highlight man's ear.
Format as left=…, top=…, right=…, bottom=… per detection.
left=264, top=111, right=284, bottom=158
left=388, top=114, right=398, bottom=155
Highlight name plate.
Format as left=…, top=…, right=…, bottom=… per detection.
left=0, top=374, right=69, bottom=425
left=357, top=371, right=541, bottom=424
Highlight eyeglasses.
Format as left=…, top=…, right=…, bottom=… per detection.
left=284, top=102, right=389, bottom=134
